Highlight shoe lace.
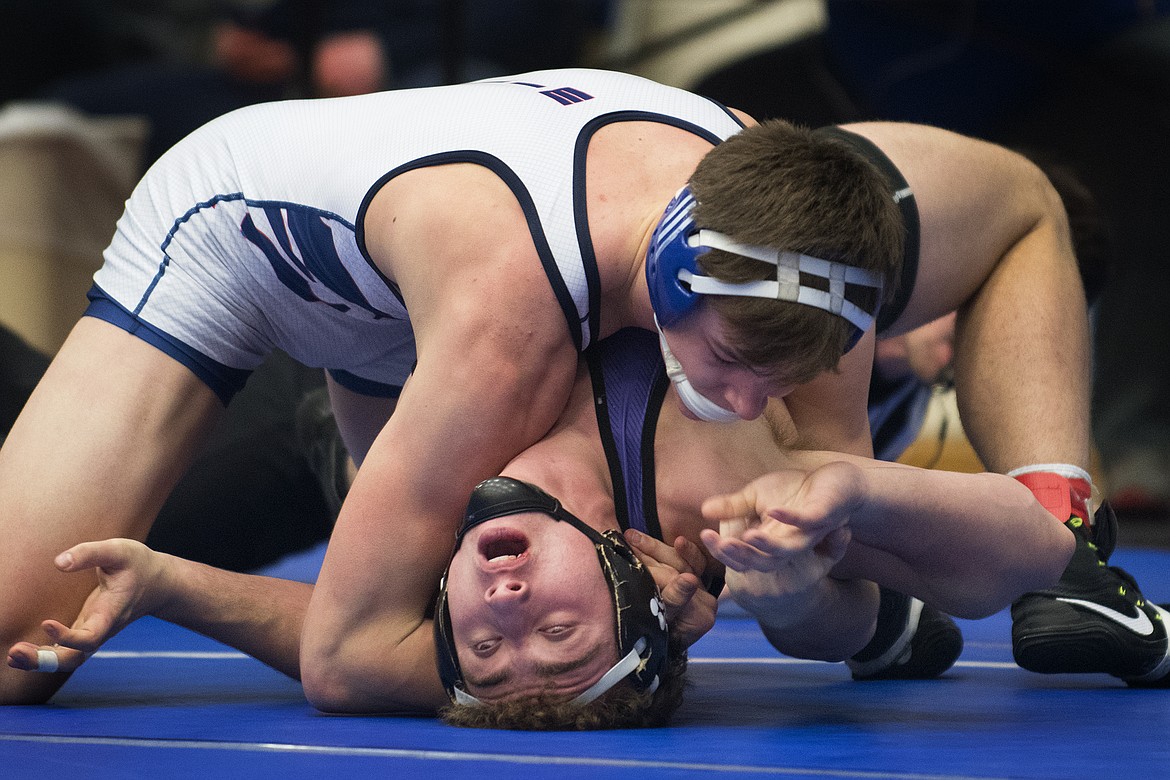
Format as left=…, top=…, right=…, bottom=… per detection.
left=1069, top=515, right=1147, bottom=605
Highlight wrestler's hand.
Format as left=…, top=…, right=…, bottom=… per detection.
left=701, top=463, right=866, bottom=553
left=700, top=516, right=851, bottom=624
left=6, top=539, right=171, bottom=674
left=624, top=529, right=717, bottom=648
left=699, top=465, right=862, bottom=626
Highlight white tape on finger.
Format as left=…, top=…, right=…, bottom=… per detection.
left=36, top=648, right=59, bottom=673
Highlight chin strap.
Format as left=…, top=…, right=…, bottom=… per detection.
left=572, top=638, right=656, bottom=706
left=1008, top=463, right=1094, bottom=523
left=655, top=316, right=741, bottom=423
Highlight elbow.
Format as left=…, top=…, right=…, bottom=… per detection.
left=1003, top=506, right=1077, bottom=604
left=301, top=664, right=355, bottom=715
left=1024, top=520, right=1077, bottom=594
left=948, top=478, right=1078, bottom=618
left=300, top=633, right=433, bottom=715
left=937, top=587, right=1011, bottom=621
left=300, top=639, right=366, bottom=713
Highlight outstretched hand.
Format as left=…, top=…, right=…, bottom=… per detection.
left=698, top=464, right=863, bottom=623
left=7, top=539, right=170, bottom=675
left=624, top=529, right=717, bottom=648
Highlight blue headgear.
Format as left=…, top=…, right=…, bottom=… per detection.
left=645, top=186, right=884, bottom=351
left=433, top=477, right=670, bottom=706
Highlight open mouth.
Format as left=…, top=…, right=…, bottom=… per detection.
left=477, top=527, right=530, bottom=565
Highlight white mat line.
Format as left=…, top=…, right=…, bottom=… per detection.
left=691, top=658, right=1019, bottom=670
left=91, top=651, right=249, bottom=660
left=87, top=651, right=1018, bottom=670
left=0, top=734, right=1016, bottom=779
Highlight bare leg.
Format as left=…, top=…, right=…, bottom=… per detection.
left=0, top=317, right=222, bottom=703
left=953, top=217, right=1093, bottom=475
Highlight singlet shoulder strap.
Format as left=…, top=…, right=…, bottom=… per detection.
left=812, top=126, right=921, bottom=334
left=586, top=328, right=724, bottom=598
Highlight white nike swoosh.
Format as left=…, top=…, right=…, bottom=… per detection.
left=1056, top=597, right=1156, bottom=636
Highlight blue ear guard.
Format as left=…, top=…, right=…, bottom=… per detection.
left=645, top=186, right=884, bottom=351
left=646, top=187, right=705, bottom=328
left=433, top=477, right=670, bottom=706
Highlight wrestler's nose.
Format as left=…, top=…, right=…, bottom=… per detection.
left=485, top=579, right=528, bottom=605
left=726, top=381, right=770, bottom=421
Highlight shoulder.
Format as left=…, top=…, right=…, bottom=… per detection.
left=362, top=164, right=546, bottom=285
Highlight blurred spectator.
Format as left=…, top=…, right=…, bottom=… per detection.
left=3, top=1, right=612, bottom=167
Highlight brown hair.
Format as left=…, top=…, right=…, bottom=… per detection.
left=439, top=641, right=689, bottom=730
left=689, top=119, right=904, bottom=382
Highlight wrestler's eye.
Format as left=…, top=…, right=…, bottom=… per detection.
left=471, top=638, right=500, bottom=655
left=710, top=347, right=736, bottom=365
left=541, top=625, right=571, bottom=638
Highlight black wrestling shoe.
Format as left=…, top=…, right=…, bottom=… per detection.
left=847, top=587, right=964, bottom=680
left=1011, top=503, right=1170, bottom=687
left=294, top=387, right=350, bottom=521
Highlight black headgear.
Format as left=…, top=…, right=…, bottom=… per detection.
left=433, top=477, right=669, bottom=706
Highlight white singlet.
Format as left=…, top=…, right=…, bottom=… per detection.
left=89, top=68, right=745, bottom=402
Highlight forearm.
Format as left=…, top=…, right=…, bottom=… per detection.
left=154, top=553, right=312, bottom=680
left=839, top=465, right=1074, bottom=616
left=300, top=616, right=448, bottom=714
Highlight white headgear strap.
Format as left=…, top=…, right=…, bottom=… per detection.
left=683, top=230, right=883, bottom=334
left=451, top=638, right=655, bottom=707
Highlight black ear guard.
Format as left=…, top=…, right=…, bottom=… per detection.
left=434, top=477, right=670, bottom=706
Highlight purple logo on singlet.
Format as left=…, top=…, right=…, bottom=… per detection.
left=539, top=86, right=594, bottom=105
left=504, top=80, right=594, bottom=105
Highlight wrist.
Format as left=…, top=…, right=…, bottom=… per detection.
left=148, top=550, right=188, bottom=622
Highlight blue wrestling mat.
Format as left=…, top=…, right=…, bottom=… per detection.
left=3, top=544, right=1168, bottom=779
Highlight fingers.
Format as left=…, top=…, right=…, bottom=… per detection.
left=4, top=539, right=142, bottom=677
left=700, top=519, right=829, bottom=573
left=7, top=641, right=87, bottom=674
left=625, top=529, right=702, bottom=575
left=701, top=490, right=756, bottom=523
left=700, top=528, right=772, bottom=572
left=54, top=538, right=138, bottom=573
left=44, top=617, right=110, bottom=655
left=7, top=642, right=47, bottom=672
left=817, top=526, right=853, bottom=564
left=701, top=471, right=807, bottom=523
left=658, top=571, right=700, bottom=618
left=657, top=571, right=716, bottom=645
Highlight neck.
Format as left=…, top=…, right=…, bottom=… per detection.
left=599, top=204, right=668, bottom=338
left=500, top=367, right=620, bottom=534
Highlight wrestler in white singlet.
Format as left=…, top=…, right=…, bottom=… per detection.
left=89, top=69, right=745, bottom=403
